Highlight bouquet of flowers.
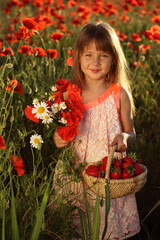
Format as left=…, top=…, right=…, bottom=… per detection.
left=24, top=78, right=85, bottom=149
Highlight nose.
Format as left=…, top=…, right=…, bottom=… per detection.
left=92, top=56, right=100, bottom=65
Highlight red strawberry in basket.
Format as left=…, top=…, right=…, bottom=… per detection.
left=110, top=166, right=121, bottom=179
left=122, top=168, right=135, bottom=179
left=122, top=162, right=134, bottom=169
left=112, top=158, right=122, bottom=168
left=122, top=156, right=133, bottom=163
left=85, top=165, right=100, bottom=177
left=99, top=156, right=108, bottom=172
left=134, top=163, right=144, bottom=175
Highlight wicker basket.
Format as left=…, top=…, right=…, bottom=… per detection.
left=82, top=146, right=148, bottom=199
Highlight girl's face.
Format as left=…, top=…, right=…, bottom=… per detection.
left=79, top=41, right=113, bottom=83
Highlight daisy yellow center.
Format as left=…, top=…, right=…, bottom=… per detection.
left=44, top=115, right=49, bottom=119
left=37, top=107, right=45, bottom=114
left=34, top=138, right=40, bottom=144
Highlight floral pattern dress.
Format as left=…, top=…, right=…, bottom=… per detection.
left=72, top=83, right=140, bottom=240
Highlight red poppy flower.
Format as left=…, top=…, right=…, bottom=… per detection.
left=50, top=32, right=64, bottom=41
left=0, top=136, right=6, bottom=150
left=57, top=126, right=78, bottom=141
left=10, top=155, right=25, bottom=176
left=18, top=45, right=31, bottom=55
left=46, top=49, right=58, bottom=59
left=152, top=15, right=160, bottom=24
left=14, top=26, right=34, bottom=40
left=115, top=30, right=128, bottom=41
left=23, top=18, right=39, bottom=30
left=68, top=49, right=73, bottom=56
left=66, top=57, right=73, bottom=66
left=5, top=80, right=24, bottom=94
left=24, top=106, right=39, bottom=123
left=67, top=0, right=76, bottom=8
left=0, top=47, right=14, bottom=56
left=55, top=78, right=71, bottom=92
left=31, top=47, right=47, bottom=57
left=132, top=33, right=142, bottom=41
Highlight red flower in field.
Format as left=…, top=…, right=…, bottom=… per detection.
left=115, top=30, right=128, bottom=41
left=0, top=136, right=6, bottom=150
left=132, top=33, right=142, bottom=41
left=143, top=25, right=160, bottom=43
left=71, top=18, right=81, bottom=26
left=132, top=61, right=141, bottom=67
left=152, top=15, right=160, bottom=24
left=24, top=106, right=39, bottom=123
left=14, top=26, right=34, bottom=40
left=120, top=15, right=130, bottom=23
left=46, top=49, right=58, bottom=59
left=31, top=47, right=47, bottom=56
left=6, top=33, right=18, bottom=43
left=5, top=80, right=24, bottom=94
left=50, top=32, right=64, bottom=41
left=135, top=44, right=151, bottom=53
left=23, top=18, right=39, bottom=30
left=67, top=0, right=76, bottom=8
left=127, top=42, right=134, bottom=48
left=10, top=155, right=25, bottom=176
left=68, top=49, right=73, bottom=56
left=66, top=57, right=73, bottom=66
left=18, top=45, right=31, bottom=55
left=57, top=126, right=78, bottom=141
left=0, top=47, right=14, bottom=56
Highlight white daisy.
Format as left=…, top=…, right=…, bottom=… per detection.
left=49, top=95, right=55, bottom=100
left=30, top=134, right=44, bottom=149
left=51, top=103, right=61, bottom=114
left=59, top=102, right=67, bottom=110
left=51, top=86, right=57, bottom=92
left=32, top=102, right=49, bottom=119
left=42, top=114, right=53, bottom=124
left=58, top=117, right=67, bottom=124
left=32, top=98, right=39, bottom=106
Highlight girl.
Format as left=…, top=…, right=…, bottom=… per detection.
left=53, top=22, right=140, bottom=239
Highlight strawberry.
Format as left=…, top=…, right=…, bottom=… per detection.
left=122, top=162, right=134, bottom=169
left=102, top=156, right=108, bottom=165
left=85, top=165, right=100, bottom=177
left=99, top=156, right=108, bottom=172
left=110, top=166, right=121, bottom=179
left=134, top=163, right=144, bottom=175
left=112, top=159, right=122, bottom=168
left=121, top=168, right=135, bottom=179
left=122, top=156, right=133, bottom=163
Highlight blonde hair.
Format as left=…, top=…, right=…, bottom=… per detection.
left=72, top=21, right=135, bottom=114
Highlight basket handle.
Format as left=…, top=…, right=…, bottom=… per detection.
left=105, top=145, right=117, bottom=180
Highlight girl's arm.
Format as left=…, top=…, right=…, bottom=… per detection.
left=111, top=88, right=136, bottom=152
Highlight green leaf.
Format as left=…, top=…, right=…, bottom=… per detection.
left=92, top=192, right=101, bottom=240
left=30, top=179, right=51, bottom=240
left=84, top=191, right=93, bottom=238
left=78, top=208, right=88, bottom=240
left=11, top=187, right=20, bottom=240
left=2, top=206, right=5, bottom=240
left=101, top=179, right=111, bottom=240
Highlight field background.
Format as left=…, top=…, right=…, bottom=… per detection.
left=0, top=0, right=160, bottom=239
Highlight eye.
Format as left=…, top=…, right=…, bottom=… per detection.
left=100, top=54, right=109, bottom=58
left=84, top=53, right=92, bottom=57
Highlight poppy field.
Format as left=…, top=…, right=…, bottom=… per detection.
left=0, top=0, right=160, bottom=239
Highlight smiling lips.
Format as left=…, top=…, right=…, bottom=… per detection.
left=90, top=69, right=101, bottom=73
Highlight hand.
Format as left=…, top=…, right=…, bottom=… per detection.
left=53, top=131, right=70, bottom=148
left=111, top=133, right=128, bottom=152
